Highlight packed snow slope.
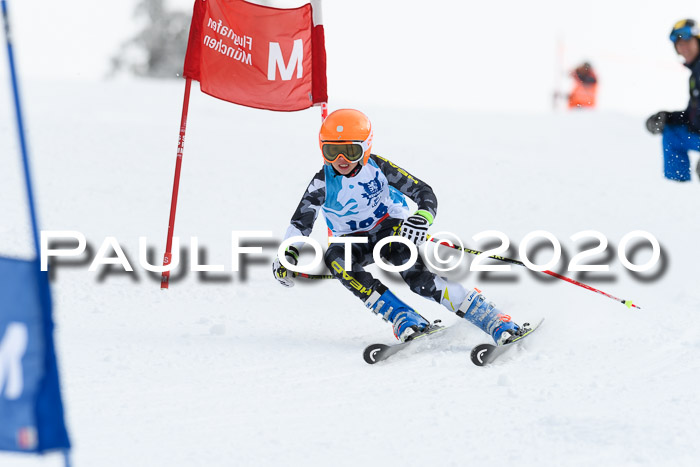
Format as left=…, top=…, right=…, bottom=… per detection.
left=2, top=79, right=700, bottom=467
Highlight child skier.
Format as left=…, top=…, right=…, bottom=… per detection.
left=272, top=109, right=523, bottom=344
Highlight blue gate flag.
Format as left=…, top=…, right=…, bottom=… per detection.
left=1, top=0, right=71, bottom=455
left=0, top=258, right=70, bottom=452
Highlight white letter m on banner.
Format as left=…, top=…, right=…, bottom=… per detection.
left=267, top=39, right=303, bottom=81
left=0, top=323, right=28, bottom=400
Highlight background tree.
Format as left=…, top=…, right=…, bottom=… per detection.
left=111, top=0, right=190, bottom=78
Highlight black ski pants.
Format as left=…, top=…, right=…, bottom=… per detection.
left=323, top=218, right=443, bottom=304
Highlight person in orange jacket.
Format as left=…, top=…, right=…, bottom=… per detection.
left=568, top=62, right=598, bottom=109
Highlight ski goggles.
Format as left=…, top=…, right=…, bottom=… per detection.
left=321, top=142, right=366, bottom=163
left=670, top=24, right=698, bottom=43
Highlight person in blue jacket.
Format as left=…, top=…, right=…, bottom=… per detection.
left=646, top=19, right=700, bottom=182
left=271, top=108, right=524, bottom=345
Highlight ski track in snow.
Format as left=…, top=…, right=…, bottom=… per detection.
left=1, top=79, right=700, bottom=466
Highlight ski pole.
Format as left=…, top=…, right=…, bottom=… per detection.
left=289, top=237, right=641, bottom=310
left=292, top=272, right=334, bottom=280
left=428, top=236, right=641, bottom=310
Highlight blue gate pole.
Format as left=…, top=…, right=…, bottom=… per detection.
left=2, top=0, right=41, bottom=257
left=2, top=1, right=71, bottom=464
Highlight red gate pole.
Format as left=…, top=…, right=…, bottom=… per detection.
left=161, top=77, right=192, bottom=289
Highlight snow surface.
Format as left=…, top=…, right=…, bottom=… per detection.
left=1, top=77, right=700, bottom=466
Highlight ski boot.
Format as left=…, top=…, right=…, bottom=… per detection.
left=456, top=288, right=521, bottom=345
left=365, top=285, right=429, bottom=342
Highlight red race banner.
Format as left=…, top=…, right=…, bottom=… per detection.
left=184, top=0, right=327, bottom=111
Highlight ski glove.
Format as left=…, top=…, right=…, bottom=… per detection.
left=646, top=111, right=669, bottom=135
left=399, top=211, right=433, bottom=246
left=272, top=245, right=299, bottom=288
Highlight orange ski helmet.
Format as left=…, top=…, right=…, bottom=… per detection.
left=319, top=109, right=373, bottom=166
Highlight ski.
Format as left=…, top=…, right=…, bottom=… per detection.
left=470, top=318, right=545, bottom=366
left=363, top=323, right=448, bottom=364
